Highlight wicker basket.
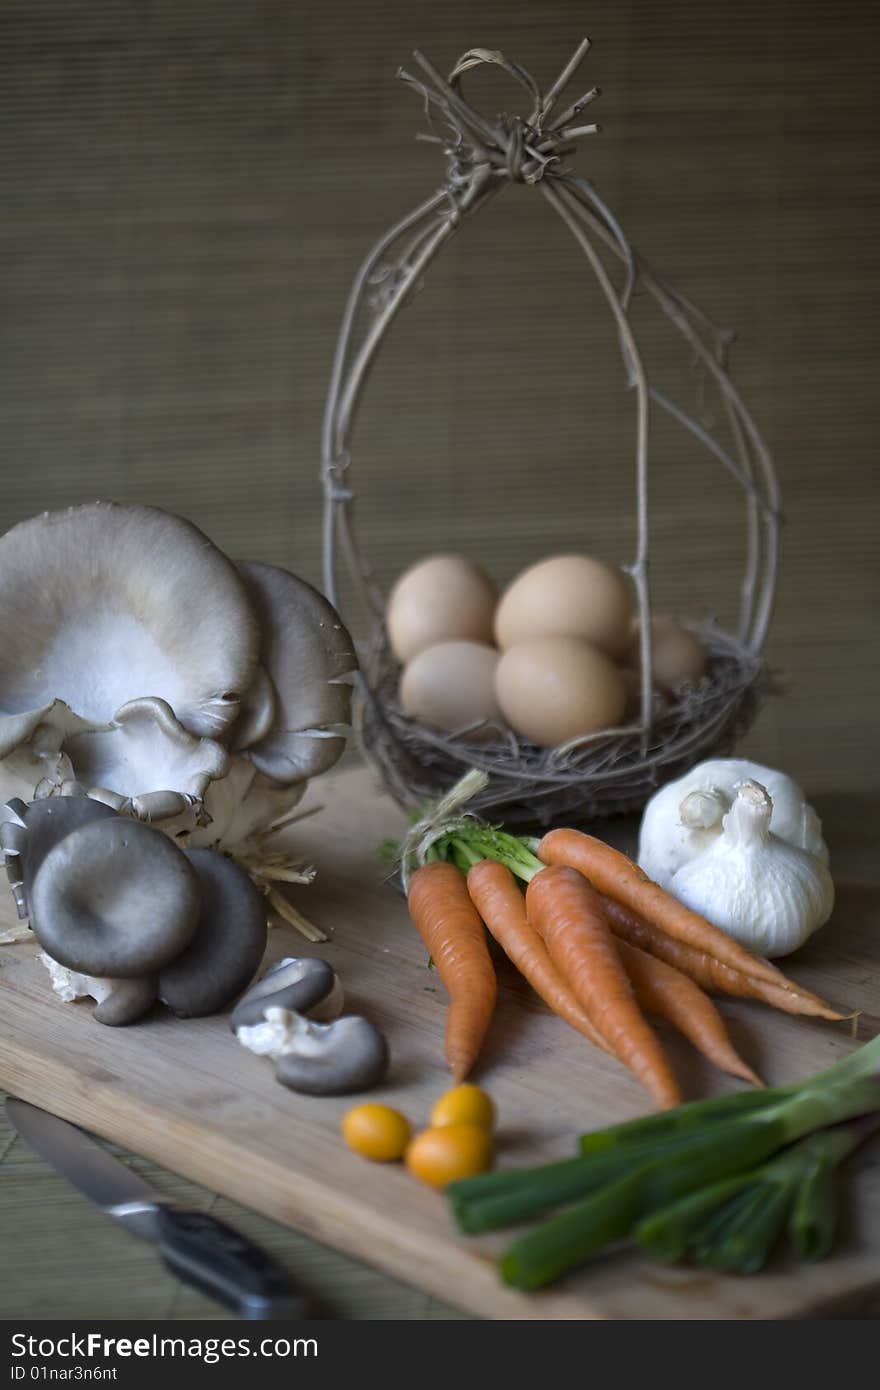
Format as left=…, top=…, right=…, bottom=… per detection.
left=321, top=42, right=781, bottom=827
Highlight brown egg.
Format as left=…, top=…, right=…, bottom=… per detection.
left=627, top=615, right=707, bottom=694
left=494, top=554, right=634, bottom=659
left=399, top=641, right=502, bottom=739
left=387, top=555, right=498, bottom=665
left=494, top=636, right=627, bottom=748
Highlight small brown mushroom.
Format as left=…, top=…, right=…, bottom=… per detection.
left=229, top=956, right=343, bottom=1031
left=158, top=848, right=267, bottom=1018
left=28, top=815, right=201, bottom=977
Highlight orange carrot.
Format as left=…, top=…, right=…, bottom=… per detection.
left=526, top=864, right=682, bottom=1110
left=407, top=861, right=497, bottom=1082
left=465, top=859, right=612, bottom=1057
left=616, top=938, right=763, bottom=1086
left=599, top=894, right=847, bottom=1022
left=538, top=828, right=793, bottom=991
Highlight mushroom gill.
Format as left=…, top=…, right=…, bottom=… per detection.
left=63, top=697, right=230, bottom=816
left=0, top=503, right=260, bottom=740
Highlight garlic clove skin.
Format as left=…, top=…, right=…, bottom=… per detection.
left=669, top=780, right=835, bottom=959
left=638, top=757, right=829, bottom=886
left=637, top=784, right=729, bottom=886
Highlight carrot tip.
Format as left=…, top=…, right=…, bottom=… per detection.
left=737, top=1066, right=765, bottom=1088
left=448, top=1055, right=474, bottom=1084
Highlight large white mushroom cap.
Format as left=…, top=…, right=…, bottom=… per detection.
left=0, top=502, right=259, bottom=739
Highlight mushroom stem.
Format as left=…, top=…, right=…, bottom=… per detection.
left=93, top=977, right=157, bottom=1027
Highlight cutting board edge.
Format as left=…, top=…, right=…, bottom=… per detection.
left=0, top=1030, right=595, bottom=1322
left=5, top=1031, right=879, bottom=1322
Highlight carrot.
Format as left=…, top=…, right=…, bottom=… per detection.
left=526, top=864, right=682, bottom=1110
left=538, top=828, right=793, bottom=991
left=615, top=938, right=763, bottom=1087
left=599, top=894, right=847, bottom=1023
left=407, top=861, right=498, bottom=1082
left=465, top=859, right=612, bottom=1057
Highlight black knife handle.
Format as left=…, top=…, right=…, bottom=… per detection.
left=155, top=1207, right=306, bottom=1320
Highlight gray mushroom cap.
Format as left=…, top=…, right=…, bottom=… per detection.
left=158, top=848, right=267, bottom=1018
left=4, top=795, right=118, bottom=887
left=0, top=503, right=260, bottom=739
left=93, top=977, right=158, bottom=1027
left=235, top=562, right=357, bottom=783
left=229, top=956, right=343, bottom=1031
left=274, top=1013, right=389, bottom=1096
left=28, top=816, right=201, bottom=977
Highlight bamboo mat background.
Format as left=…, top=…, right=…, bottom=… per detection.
left=1, top=0, right=878, bottom=1319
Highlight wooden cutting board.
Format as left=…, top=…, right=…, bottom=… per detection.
left=1, top=766, right=878, bottom=1320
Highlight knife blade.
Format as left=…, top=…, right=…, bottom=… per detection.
left=6, top=1098, right=306, bottom=1320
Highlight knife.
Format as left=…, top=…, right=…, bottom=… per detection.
left=6, top=1098, right=306, bottom=1320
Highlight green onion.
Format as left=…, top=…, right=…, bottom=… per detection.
left=691, top=1181, right=790, bottom=1274
left=451, top=1125, right=731, bottom=1234
left=445, top=1036, right=880, bottom=1288
left=501, top=1169, right=647, bottom=1291
left=578, top=1085, right=788, bottom=1155
left=451, top=1107, right=783, bottom=1233
left=632, top=1173, right=754, bottom=1263
left=639, top=1118, right=880, bottom=1275
left=787, top=1114, right=880, bottom=1260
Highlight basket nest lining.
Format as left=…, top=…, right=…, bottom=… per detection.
left=357, top=624, right=765, bottom=827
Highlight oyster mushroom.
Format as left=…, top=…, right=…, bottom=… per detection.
left=157, top=848, right=267, bottom=1018
left=230, top=664, right=277, bottom=752
left=27, top=815, right=202, bottom=977
left=235, top=562, right=357, bottom=783
left=37, top=951, right=157, bottom=1026
left=229, top=956, right=344, bottom=1031
left=0, top=703, right=92, bottom=817
left=3, top=794, right=118, bottom=889
left=0, top=502, right=259, bottom=740
left=92, top=978, right=158, bottom=1027
left=237, top=1006, right=389, bottom=1096
left=64, top=697, right=230, bottom=824
left=0, top=506, right=359, bottom=866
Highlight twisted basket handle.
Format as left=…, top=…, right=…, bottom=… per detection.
left=321, top=41, right=782, bottom=752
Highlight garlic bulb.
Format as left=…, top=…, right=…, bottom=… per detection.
left=638, top=757, right=829, bottom=887
left=668, top=780, right=835, bottom=958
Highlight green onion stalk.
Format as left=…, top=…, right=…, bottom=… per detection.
left=448, top=1035, right=880, bottom=1289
